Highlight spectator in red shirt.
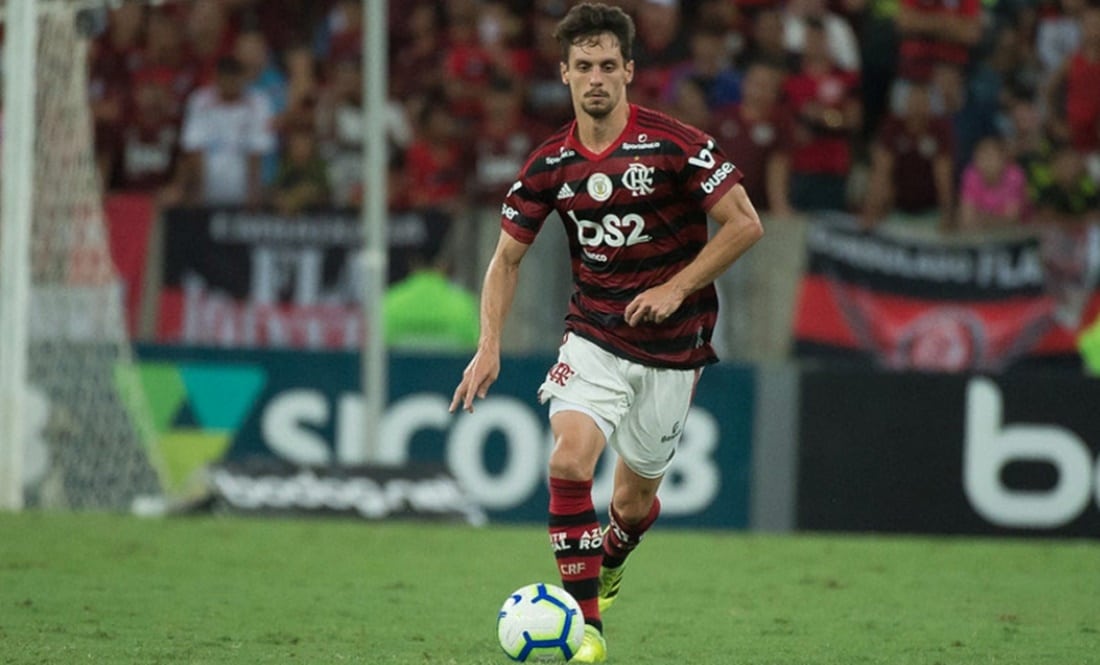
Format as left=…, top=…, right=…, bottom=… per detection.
left=474, top=76, right=553, bottom=206
left=632, top=0, right=692, bottom=108
left=90, top=3, right=146, bottom=185
left=709, top=59, right=796, bottom=217
left=184, top=0, right=236, bottom=86
left=894, top=0, right=982, bottom=86
left=389, top=2, right=446, bottom=102
left=784, top=18, right=862, bottom=212
left=404, top=98, right=469, bottom=216
left=1048, top=5, right=1100, bottom=157
left=111, top=68, right=182, bottom=196
left=142, top=7, right=199, bottom=114
left=862, top=81, right=956, bottom=227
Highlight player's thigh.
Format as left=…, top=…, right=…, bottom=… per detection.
left=610, top=366, right=699, bottom=479
left=538, top=333, right=631, bottom=427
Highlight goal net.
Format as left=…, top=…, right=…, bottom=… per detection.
left=0, top=3, right=164, bottom=510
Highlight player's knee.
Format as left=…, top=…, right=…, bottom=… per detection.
left=611, top=487, right=657, bottom=526
left=547, top=446, right=595, bottom=481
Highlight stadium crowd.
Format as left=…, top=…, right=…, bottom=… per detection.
left=92, top=0, right=1099, bottom=237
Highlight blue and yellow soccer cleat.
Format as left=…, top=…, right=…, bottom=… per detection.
left=570, top=623, right=607, bottom=663
left=597, top=560, right=625, bottom=613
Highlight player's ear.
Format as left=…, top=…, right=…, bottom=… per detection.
left=560, top=61, right=569, bottom=84
left=624, top=60, right=634, bottom=85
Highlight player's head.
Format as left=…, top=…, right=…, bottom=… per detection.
left=554, top=3, right=635, bottom=119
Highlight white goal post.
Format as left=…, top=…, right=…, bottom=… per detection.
left=0, top=0, right=392, bottom=510
left=0, top=0, right=164, bottom=511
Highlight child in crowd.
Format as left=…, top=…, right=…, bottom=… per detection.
left=957, top=135, right=1029, bottom=230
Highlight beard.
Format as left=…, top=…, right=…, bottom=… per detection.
left=580, top=95, right=613, bottom=119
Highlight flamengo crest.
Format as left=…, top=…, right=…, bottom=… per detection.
left=622, top=162, right=655, bottom=197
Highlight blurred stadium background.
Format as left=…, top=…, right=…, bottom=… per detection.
left=0, top=0, right=1097, bottom=661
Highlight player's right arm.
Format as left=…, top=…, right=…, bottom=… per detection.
left=449, top=231, right=532, bottom=413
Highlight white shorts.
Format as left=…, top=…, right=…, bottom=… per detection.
left=537, top=333, right=701, bottom=479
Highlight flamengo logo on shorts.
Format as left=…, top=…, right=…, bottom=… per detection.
left=547, top=362, right=575, bottom=386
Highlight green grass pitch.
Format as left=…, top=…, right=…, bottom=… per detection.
left=0, top=512, right=1097, bottom=664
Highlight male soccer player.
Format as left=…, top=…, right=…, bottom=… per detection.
left=450, top=3, right=763, bottom=661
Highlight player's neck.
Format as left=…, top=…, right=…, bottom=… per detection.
left=574, top=101, right=631, bottom=154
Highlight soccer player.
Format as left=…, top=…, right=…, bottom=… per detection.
left=449, top=4, right=763, bottom=661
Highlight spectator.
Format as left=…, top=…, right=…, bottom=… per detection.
left=851, top=0, right=900, bottom=143
left=667, top=77, right=712, bottom=128
left=661, top=24, right=742, bottom=110
left=1032, top=144, right=1100, bottom=224
left=235, top=28, right=287, bottom=117
left=271, top=125, right=331, bottom=215
left=111, top=69, right=181, bottom=195
left=1004, top=91, right=1058, bottom=195
left=234, top=28, right=288, bottom=186
left=785, top=18, right=862, bottom=211
left=632, top=0, right=692, bottom=107
left=783, top=0, right=861, bottom=72
left=315, top=0, right=363, bottom=62
left=314, top=57, right=412, bottom=207
left=90, top=3, right=145, bottom=185
left=283, top=42, right=319, bottom=116
left=1047, top=5, right=1100, bottom=161
left=185, top=0, right=235, bottom=85
left=957, top=134, right=1029, bottom=230
left=382, top=248, right=479, bottom=353
left=404, top=99, right=469, bottom=217
left=894, top=0, right=982, bottom=87
left=389, top=2, right=446, bottom=101
left=863, top=81, right=954, bottom=226
left=474, top=76, right=552, bottom=206
left=961, top=23, right=1041, bottom=159
left=709, top=59, right=796, bottom=217
left=1036, top=0, right=1086, bottom=81
left=167, top=55, right=275, bottom=207
left=737, top=6, right=799, bottom=72
left=440, top=0, right=498, bottom=127
left=526, top=0, right=576, bottom=127
left=141, top=6, right=199, bottom=115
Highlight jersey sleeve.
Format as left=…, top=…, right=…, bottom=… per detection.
left=676, top=128, right=744, bottom=210
left=500, top=161, right=553, bottom=244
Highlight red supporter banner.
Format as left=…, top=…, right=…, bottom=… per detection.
left=794, top=217, right=1100, bottom=371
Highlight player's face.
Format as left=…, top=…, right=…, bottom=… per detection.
left=560, top=33, right=634, bottom=120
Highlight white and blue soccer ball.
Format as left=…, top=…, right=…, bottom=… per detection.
left=497, top=583, right=585, bottom=662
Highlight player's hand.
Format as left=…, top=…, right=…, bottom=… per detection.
left=449, top=349, right=501, bottom=414
left=624, top=283, right=686, bottom=327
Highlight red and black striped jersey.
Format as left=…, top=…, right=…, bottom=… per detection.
left=501, top=104, right=743, bottom=369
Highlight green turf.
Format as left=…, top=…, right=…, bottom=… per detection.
left=0, top=512, right=1096, bottom=664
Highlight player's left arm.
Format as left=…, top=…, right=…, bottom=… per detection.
left=625, top=184, right=763, bottom=327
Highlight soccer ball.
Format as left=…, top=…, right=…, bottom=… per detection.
left=497, top=583, right=585, bottom=662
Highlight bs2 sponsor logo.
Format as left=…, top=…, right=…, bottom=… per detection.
left=964, top=377, right=1099, bottom=529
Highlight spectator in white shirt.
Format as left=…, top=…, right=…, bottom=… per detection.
left=166, top=55, right=275, bottom=207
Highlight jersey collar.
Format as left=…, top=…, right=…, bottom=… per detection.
left=565, top=104, right=638, bottom=162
